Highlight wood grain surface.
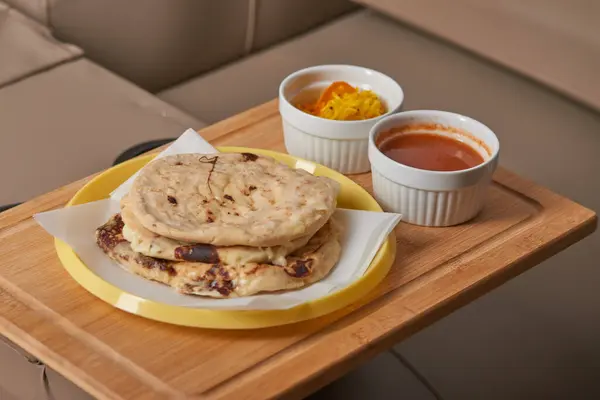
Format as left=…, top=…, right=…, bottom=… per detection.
left=0, top=100, right=596, bottom=400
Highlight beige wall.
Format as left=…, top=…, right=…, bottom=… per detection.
left=355, top=0, right=600, bottom=111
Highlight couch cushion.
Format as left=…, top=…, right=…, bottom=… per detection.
left=1, top=334, right=93, bottom=399
left=252, top=0, right=358, bottom=52
left=0, top=59, right=204, bottom=205
left=0, top=2, right=81, bottom=87
left=48, top=0, right=250, bottom=92
left=0, top=335, right=45, bottom=399
left=46, top=368, right=93, bottom=400
left=38, top=0, right=356, bottom=92
left=2, top=0, right=47, bottom=24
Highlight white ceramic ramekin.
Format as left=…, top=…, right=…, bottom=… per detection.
left=368, top=110, right=500, bottom=227
left=279, top=65, right=404, bottom=174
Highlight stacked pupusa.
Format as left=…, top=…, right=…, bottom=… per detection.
left=95, top=152, right=342, bottom=298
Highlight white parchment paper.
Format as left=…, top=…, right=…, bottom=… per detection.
left=34, top=129, right=401, bottom=310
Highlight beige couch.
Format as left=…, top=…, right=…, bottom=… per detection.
left=1, top=1, right=599, bottom=399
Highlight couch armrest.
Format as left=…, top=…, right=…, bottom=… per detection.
left=353, top=0, right=600, bottom=111
left=0, top=2, right=81, bottom=87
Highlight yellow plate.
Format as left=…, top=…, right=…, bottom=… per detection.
left=55, top=147, right=396, bottom=329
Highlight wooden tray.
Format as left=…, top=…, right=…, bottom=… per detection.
left=0, top=100, right=596, bottom=400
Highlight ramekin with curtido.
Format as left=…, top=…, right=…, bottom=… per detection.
left=279, top=65, right=404, bottom=174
